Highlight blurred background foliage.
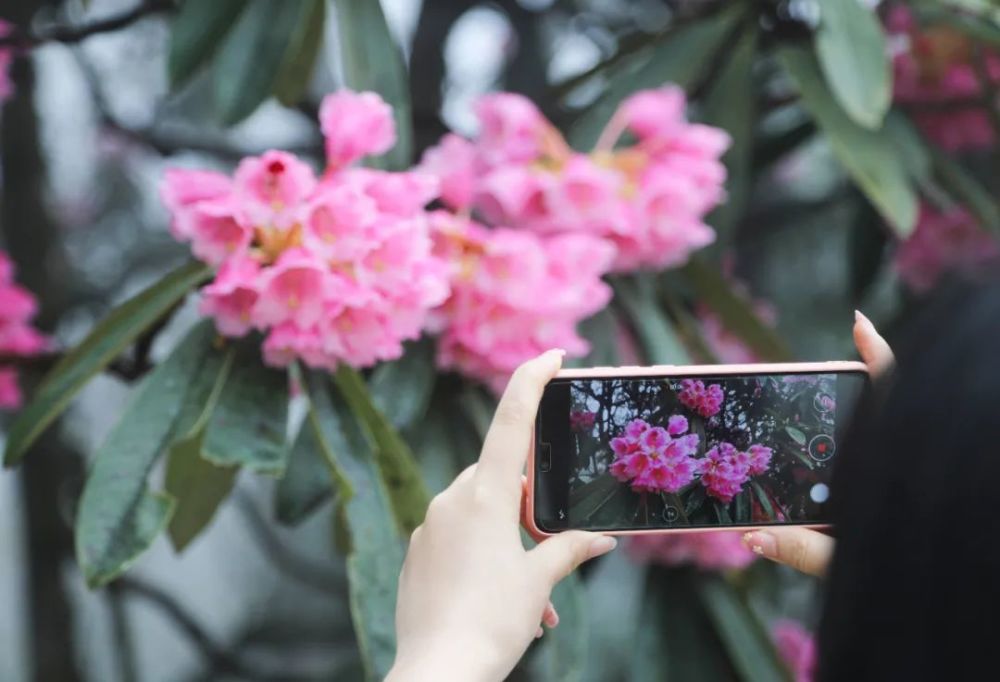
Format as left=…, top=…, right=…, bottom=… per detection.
left=1, top=0, right=998, bottom=680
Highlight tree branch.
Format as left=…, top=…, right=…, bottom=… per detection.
left=0, top=0, right=176, bottom=50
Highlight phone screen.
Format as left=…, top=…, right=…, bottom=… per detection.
left=533, top=370, right=867, bottom=532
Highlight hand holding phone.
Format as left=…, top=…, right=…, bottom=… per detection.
left=529, top=361, right=868, bottom=536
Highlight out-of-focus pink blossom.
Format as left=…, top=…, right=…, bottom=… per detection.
left=895, top=202, right=1000, bottom=292
left=162, top=90, right=450, bottom=371
left=677, top=378, right=724, bottom=418
left=697, top=282, right=778, bottom=364
left=696, top=441, right=772, bottom=503
left=430, top=212, right=613, bottom=392
left=0, top=252, right=50, bottom=410
left=888, top=6, right=1000, bottom=151
left=418, top=87, right=728, bottom=272
left=319, top=90, right=396, bottom=168
left=627, top=531, right=757, bottom=570
left=610, top=417, right=700, bottom=493
left=0, top=20, right=14, bottom=103
left=570, top=409, right=596, bottom=432
left=772, top=620, right=817, bottom=682
left=418, top=133, right=478, bottom=210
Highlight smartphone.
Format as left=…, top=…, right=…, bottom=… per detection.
left=527, top=362, right=868, bottom=536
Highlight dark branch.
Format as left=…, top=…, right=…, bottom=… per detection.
left=0, top=0, right=176, bottom=50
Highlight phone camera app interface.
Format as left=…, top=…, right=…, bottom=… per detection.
left=562, top=373, right=851, bottom=530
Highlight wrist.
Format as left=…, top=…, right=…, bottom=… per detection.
left=387, top=636, right=510, bottom=682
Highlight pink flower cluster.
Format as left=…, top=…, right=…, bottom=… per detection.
left=0, top=252, right=49, bottom=409
left=895, top=202, right=1000, bottom=292
left=0, top=20, right=13, bottom=103
left=609, top=417, right=700, bottom=494
left=570, top=409, right=596, bottom=432
left=419, top=87, right=729, bottom=271
left=696, top=442, right=772, bottom=503
left=627, top=531, right=757, bottom=571
left=772, top=620, right=817, bottom=682
left=888, top=6, right=1000, bottom=152
left=162, top=91, right=450, bottom=370
left=429, top=211, right=612, bottom=392
left=677, top=379, right=724, bottom=418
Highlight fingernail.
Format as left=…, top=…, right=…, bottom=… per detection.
left=548, top=611, right=560, bottom=628
left=855, top=310, right=872, bottom=326
left=587, top=536, right=617, bottom=560
left=551, top=348, right=567, bottom=357
left=535, top=627, right=543, bottom=639
left=743, top=530, right=776, bottom=558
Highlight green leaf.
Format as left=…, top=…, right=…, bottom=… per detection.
left=274, top=0, right=327, bottom=107
left=4, top=261, right=209, bottom=468
left=785, top=426, right=806, bottom=446
left=168, top=0, right=247, bottom=87
left=163, top=345, right=239, bottom=552
left=76, top=322, right=216, bottom=588
left=369, top=339, right=436, bottom=430
left=568, top=474, right=624, bottom=522
left=813, top=0, right=891, bottom=129
left=703, top=22, right=759, bottom=248
left=213, top=0, right=315, bottom=125
left=735, top=490, right=750, bottom=523
left=680, top=259, right=794, bottom=362
left=306, top=375, right=402, bottom=681
left=780, top=47, right=918, bottom=236
left=203, top=341, right=290, bottom=475
left=164, top=431, right=238, bottom=553
left=751, top=481, right=777, bottom=521
left=530, top=573, right=588, bottom=682
left=714, top=502, right=733, bottom=525
left=581, top=552, right=646, bottom=682
left=575, top=308, right=622, bottom=368
left=931, top=146, right=1000, bottom=234
left=333, top=0, right=413, bottom=170
left=697, top=576, right=789, bottom=682
left=332, top=366, right=430, bottom=534
left=614, top=276, right=691, bottom=365
left=275, top=415, right=334, bottom=525
left=569, top=4, right=746, bottom=149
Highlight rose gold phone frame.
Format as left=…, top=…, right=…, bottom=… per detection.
left=525, top=361, right=868, bottom=538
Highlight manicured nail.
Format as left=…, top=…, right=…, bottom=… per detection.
left=587, top=536, right=618, bottom=560
left=855, top=310, right=872, bottom=326
left=551, top=348, right=567, bottom=356
left=743, top=530, right=776, bottom=558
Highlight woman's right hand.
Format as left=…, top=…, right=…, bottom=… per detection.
left=741, top=311, right=893, bottom=577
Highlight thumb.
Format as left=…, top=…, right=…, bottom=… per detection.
left=528, top=532, right=617, bottom=586
left=854, top=311, right=894, bottom=376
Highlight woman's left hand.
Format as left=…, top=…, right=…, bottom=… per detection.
left=387, top=350, right=618, bottom=682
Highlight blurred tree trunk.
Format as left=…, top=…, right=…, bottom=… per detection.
left=1, top=24, right=84, bottom=682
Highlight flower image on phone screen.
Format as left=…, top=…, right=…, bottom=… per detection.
left=537, top=371, right=864, bottom=531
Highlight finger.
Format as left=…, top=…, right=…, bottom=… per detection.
left=742, top=528, right=834, bottom=577
left=854, top=311, right=894, bottom=376
left=542, top=601, right=559, bottom=629
left=528, top=531, right=617, bottom=586
left=476, top=350, right=565, bottom=496
left=535, top=627, right=544, bottom=639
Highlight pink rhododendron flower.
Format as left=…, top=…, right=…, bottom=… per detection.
left=319, top=90, right=396, bottom=168
left=610, top=417, right=700, bottom=493
left=895, top=202, right=1000, bottom=292
left=429, top=211, right=613, bottom=392
left=162, top=90, right=450, bottom=370
left=419, top=87, right=728, bottom=272
left=627, top=531, right=756, bottom=571
left=772, top=620, right=817, bottom=682
left=0, top=20, right=14, bottom=103
left=888, top=6, right=1000, bottom=151
left=570, top=409, right=596, bottom=431
left=418, top=133, right=478, bottom=210
left=677, top=378, right=724, bottom=418
left=0, top=252, right=50, bottom=410
left=696, top=441, right=772, bottom=503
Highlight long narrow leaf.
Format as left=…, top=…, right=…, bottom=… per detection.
left=332, top=365, right=430, bottom=534
left=814, top=0, right=891, bottom=129
left=529, top=573, right=588, bottom=682
left=697, top=576, right=790, bottom=682
left=76, top=322, right=215, bottom=587
left=780, top=47, right=917, bottom=236
left=369, top=339, right=436, bottom=430
left=614, top=276, right=691, bottom=365
left=681, top=258, right=794, bottom=362
left=274, top=0, right=327, bottom=107
left=4, top=261, right=209, bottom=468
left=275, top=415, right=335, bottom=525
left=333, top=0, right=413, bottom=170
left=307, top=374, right=402, bottom=681
left=168, top=0, right=246, bottom=87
